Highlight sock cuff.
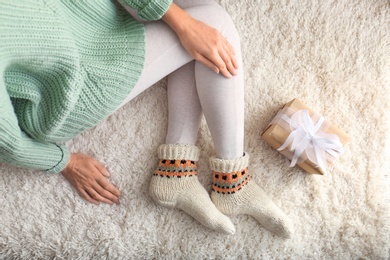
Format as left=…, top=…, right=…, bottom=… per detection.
left=158, top=144, right=200, bottom=161
left=209, top=153, right=250, bottom=173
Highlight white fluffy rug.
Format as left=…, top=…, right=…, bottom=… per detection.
left=1, top=0, right=389, bottom=259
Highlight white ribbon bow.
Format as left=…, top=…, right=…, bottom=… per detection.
left=277, top=110, right=343, bottom=173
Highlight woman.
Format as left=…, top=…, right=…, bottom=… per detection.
left=0, top=0, right=293, bottom=238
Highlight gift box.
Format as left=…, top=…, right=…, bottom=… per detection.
left=261, top=99, right=348, bottom=174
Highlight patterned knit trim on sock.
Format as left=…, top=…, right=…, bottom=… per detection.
left=158, top=144, right=199, bottom=161
left=154, top=159, right=197, bottom=178
left=212, top=167, right=251, bottom=194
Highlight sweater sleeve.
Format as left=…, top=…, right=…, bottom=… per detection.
left=120, top=0, right=173, bottom=21
left=0, top=88, right=70, bottom=174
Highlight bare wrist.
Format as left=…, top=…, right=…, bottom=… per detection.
left=162, top=3, right=192, bottom=34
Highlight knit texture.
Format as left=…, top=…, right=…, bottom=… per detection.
left=0, top=0, right=172, bottom=173
left=210, top=154, right=294, bottom=238
left=157, top=143, right=200, bottom=161
left=150, top=144, right=236, bottom=234
left=121, top=0, right=172, bottom=20
left=154, top=159, right=197, bottom=178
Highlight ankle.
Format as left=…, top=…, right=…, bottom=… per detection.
left=210, top=153, right=250, bottom=195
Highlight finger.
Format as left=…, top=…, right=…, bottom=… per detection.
left=93, top=184, right=120, bottom=205
left=195, top=54, right=220, bottom=74
left=85, top=186, right=115, bottom=205
left=79, top=189, right=100, bottom=205
left=96, top=177, right=122, bottom=201
left=223, top=39, right=238, bottom=70
left=211, top=52, right=232, bottom=78
left=91, top=158, right=111, bottom=178
left=219, top=49, right=237, bottom=76
left=227, top=47, right=238, bottom=71
left=231, top=55, right=238, bottom=71
left=224, top=37, right=235, bottom=55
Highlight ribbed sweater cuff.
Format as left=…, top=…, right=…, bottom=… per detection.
left=122, top=0, right=172, bottom=20
left=45, top=144, right=71, bottom=174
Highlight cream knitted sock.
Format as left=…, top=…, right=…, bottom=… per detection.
left=149, top=144, right=235, bottom=234
left=210, top=153, right=294, bottom=238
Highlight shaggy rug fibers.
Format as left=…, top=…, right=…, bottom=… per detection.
left=1, top=0, right=389, bottom=259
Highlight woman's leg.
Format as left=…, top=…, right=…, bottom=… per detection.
left=165, top=61, right=202, bottom=145
left=116, top=3, right=235, bottom=234
left=164, top=1, right=245, bottom=159
left=151, top=60, right=238, bottom=234
left=118, top=1, right=293, bottom=237
left=184, top=4, right=294, bottom=238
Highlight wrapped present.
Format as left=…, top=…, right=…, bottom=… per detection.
left=261, top=99, right=348, bottom=174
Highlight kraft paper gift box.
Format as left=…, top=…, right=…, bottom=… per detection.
left=261, top=99, right=349, bottom=175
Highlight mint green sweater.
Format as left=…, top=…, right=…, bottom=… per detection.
left=0, top=0, right=172, bottom=173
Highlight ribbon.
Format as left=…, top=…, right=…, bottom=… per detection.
left=276, top=110, right=343, bottom=174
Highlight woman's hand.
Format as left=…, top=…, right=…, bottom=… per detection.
left=61, top=153, right=121, bottom=205
left=162, top=3, right=238, bottom=78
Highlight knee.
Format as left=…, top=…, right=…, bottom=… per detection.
left=219, top=9, right=240, bottom=45
left=208, top=5, right=240, bottom=42
left=211, top=5, right=241, bottom=54
left=186, top=4, right=241, bottom=43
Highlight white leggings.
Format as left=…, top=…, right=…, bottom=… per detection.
left=116, top=0, right=244, bottom=160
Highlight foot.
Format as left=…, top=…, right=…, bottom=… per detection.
left=210, top=153, right=294, bottom=238
left=149, top=144, right=235, bottom=234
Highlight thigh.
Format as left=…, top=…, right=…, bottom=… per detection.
left=114, top=20, right=193, bottom=111
left=115, top=1, right=238, bottom=111
left=122, top=0, right=219, bottom=19
left=174, top=0, right=218, bottom=9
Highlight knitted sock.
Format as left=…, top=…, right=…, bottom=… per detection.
left=210, top=153, right=294, bottom=238
left=150, top=144, right=235, bottom=234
